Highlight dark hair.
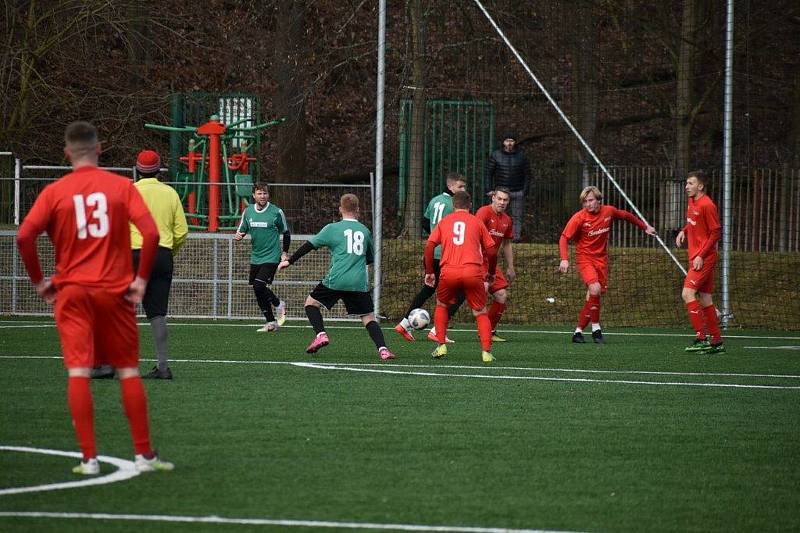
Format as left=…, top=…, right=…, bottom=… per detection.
left=493, top=187, right=511, bottom=198
left=445, top=172, right=466, bottom=185
left=688, top=170, right=706, bottom=185
left=452, top=190, right=471, bottom=209
left=253, top=182, right=269, bottom=193
left=64, top=121, right=98, bottom=147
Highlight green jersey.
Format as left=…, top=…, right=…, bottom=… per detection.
left=237, top=202, right=288, bottom=264
left=310, top=218, right=373, bottom=292
left=423, top=191, right=454, bottom=259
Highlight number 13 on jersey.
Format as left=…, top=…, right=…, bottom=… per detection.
left=72, top=193, right=109, bottom=239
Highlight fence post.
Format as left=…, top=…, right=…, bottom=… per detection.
left=227, top=236, right=233, bottom=319
left=14, top=158, right=21, bottom=225
left=212, top=238, right=219, bottom=318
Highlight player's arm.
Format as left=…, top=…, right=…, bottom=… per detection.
left=558, top=215, right=579, bottom=273
left=613, top=207, right=655, bottom=235
left=171, top=192, right=189, bottom=255
left=234, top=210, right=248, bottom=241
left=423, top=225, right=441, bottom=286
left=502, top=239, right=515, bottom=282
left=421, top=216, right=431, bottom=234
left=692, top=205, right=722, bottom=261
left=278, top=209, right=292, bottom=261
left=16, top=193, right=55, bottom=302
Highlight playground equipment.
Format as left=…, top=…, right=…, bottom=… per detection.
left=146, top=115, right=284, bottom=231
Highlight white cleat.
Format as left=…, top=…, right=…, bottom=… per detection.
left=275, top=300, right=287, bottom=326
left=257, top=321, right=279, bottom=332
left=72, top=458, right=100, bottom=475
left=135, top=453, right=174, bottom=473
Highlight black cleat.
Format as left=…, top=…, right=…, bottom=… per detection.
left=90, top=365, right=115, bottom=379
left=143, top=366, right=173, bottom=380
left=592, top=330, right=605, bottom=344
left=572, top=332, right=586, bottom=343
left=704, top=342, right=726, bottom=355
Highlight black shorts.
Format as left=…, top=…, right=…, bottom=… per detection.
left=249, top=263, right=279, bottom=285
left=132, top=247, right=174, bottom=319
left=309, top=283, right=374, bottom=316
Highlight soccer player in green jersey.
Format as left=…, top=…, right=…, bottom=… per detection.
left=235, top=183, right=290, bottom=332
left=395, top=173, right=466, bottom=343
left=278, top=194, right=395, bottom=360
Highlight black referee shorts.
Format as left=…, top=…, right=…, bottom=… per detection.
left=132, top=247, right=174, bottom=319
left=308, top=283, right=374, bottom=316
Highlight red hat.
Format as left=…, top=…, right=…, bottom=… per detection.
left=136, top=150, right=161, bottom=174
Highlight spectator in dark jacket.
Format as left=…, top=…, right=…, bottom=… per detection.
left=484, top=132, right=530, bottom=241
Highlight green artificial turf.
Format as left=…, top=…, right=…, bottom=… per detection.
left=1, top=317, right=799, bottom=532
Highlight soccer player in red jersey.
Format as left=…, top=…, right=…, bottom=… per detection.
left=676, top=170, right=724, bottom=354
left=15, top=121, right=174, bottom=475
left=424, top=191, right=497, bottom=363
left=475, top=187, right=516, bottom=341
left=559, top=186, right=656, bottom=343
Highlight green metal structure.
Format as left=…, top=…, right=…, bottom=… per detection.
left=398, top=99, right=495, bottom=218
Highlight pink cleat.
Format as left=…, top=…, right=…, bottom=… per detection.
left=379, top=347, right=396, bottom=360
left=394, top=323, right=415, bottom=342
left=306, top=332, right=330, bottom=354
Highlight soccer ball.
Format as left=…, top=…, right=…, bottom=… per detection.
left=408, top=308, right=430, bottom=330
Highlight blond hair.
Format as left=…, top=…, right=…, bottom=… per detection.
left=579, top=186, right=602, bottom=203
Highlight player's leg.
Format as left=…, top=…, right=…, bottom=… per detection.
left=573, top=261, right=600, bottom=342
left=698, top=292, right=724, bottom=353
left=252, top=264, right=281, bottom=331
left=397, top=259, right=441, bottom=339
left=359, top=311, right=395, bottom=361
left=138, top=248, right=173, bottom=379
left=587, top=280, right=605, bottom=344
left=487, top=269, right=509, bottom=341
left=55, top=286, right=99, bottom=474
left=681, top=282, right=710, bottom=351
left=96, top=289, right=172, bottom=472
left=463, top=275, right=493, bottom=362
left=304, top=284, right=334, bottom=353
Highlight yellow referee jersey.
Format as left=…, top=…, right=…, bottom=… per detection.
left=130, top=178, right=189, bottom=253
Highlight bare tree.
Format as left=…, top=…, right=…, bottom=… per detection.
left=401, top=0, right=426, bottom=239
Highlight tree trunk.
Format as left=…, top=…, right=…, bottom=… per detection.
left=665, top=0, right=698, bottom=232
left=273, top=0, right=308, bottom=213
left=402, top=0, right=425, bottom=239
left=568, top=0, right=597, bottom=205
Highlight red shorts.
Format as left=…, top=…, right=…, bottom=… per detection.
left=438, top=267, right=487, bottom=310
left=488, top=268, right=508, bottom=294
left=683, top=253, right=717, bottom=294
left=577, top=258, right=608, bottom=294
left=54, top=284, right=140, bottom=369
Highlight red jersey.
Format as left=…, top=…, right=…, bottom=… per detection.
left=684, top=194, right=721, bottom=260
left=559, top=205, right=646, bottom=261
left=16, top=166, right=159, bottom=290
left=475, top=205, right=512, bottom=259
left=425, top=210, right=495, bottom=275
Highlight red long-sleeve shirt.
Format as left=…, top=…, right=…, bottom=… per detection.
left=559, top=205, right=646, bottom=262
left=683, top=194, right=721, bottom=261
left=16, top=166, right=159, bottom=290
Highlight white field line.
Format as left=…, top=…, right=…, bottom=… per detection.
left=744, top=346, right=800, bottom=350
left=0, top=511, right=580, bottom=533
left=2, top=354, right=800, bottom=380
left=1, top=320, right=799, bottom=341
left=0, top=446, right=138, bottom=496
left=292, top=362, right=800, bottom=390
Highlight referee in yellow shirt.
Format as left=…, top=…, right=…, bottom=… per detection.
left=131, top=150, right=188, bottom=379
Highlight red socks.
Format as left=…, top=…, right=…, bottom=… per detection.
left=488, top=301, right=506, bottom=331
left=703, top=305, right=722, bottom=343
left=588, top=295, right=601, bottom=324
left=67, top=376, right=96, bottom=460
left=577, top=301, right=592, bottom=330
left=119, top=377, right=152, bottom=456
left=686, top=300, right=706, bottom=339
left=476, top=313, right=493, bottom=352
left=433, top=304, right=449, bottom=344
